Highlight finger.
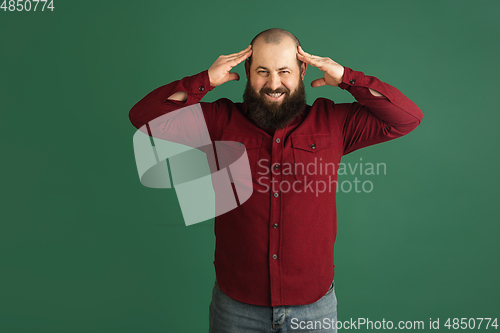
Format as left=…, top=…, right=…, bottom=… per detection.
left=298, top=47, right=326, bottom=65
left=297, top=52, right=308, bottom=61
left=224, top=72, right=240, bottom=83
left=237, top=48, right=252, bottom=58
left=227, top=48, right=252, bottom=62
left=227, top=45, right=252, bottom=58
left=297, top=49, right=318, bottom=61
left=298, top=46, right=314, bottom=57
left=235, top=50, right=252, bottom=64
left=233, top=46, right=252, bottom=57
left=230, top=56, right=247, bottom=67
left=297, top=52, right=322, bottom=67
left=227, top=51, right=252, bottom=68
left=311, top=78, right=327, bottom=87
left=242, top=44, right=252, bottom=52
left=308, top=56, right=328, bottom=69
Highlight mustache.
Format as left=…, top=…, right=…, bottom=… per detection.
left=260, top=87, right=290, bottom=95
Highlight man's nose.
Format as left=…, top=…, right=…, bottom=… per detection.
left=267, top=74, right=281, bottom=91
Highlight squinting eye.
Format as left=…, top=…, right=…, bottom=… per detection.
left=258, top=71, right=267, bottom=74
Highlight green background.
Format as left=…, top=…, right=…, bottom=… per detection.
left=1, top=0, right=499, bottom=332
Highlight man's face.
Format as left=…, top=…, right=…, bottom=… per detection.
left=243, top=37, right=307, bottom=130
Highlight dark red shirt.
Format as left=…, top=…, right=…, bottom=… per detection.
left=129, top=67, right=423, bottom=306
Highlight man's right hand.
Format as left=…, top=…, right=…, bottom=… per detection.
left=208, top=45, right=252, bottom=87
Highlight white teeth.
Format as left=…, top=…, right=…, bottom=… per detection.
left=267, top=93, right=283, bottom=98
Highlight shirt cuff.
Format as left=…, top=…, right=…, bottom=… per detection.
left=338, top=67, right=361, bottom=90
left=181, top=69, right=215, bottom=100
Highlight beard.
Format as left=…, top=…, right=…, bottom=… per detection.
left=243, top=78, right=306, bottom=130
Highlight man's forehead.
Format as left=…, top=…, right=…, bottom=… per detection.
left=251, top=38, right=299, bottom=69
left=253, top=37, right=296, bottom=55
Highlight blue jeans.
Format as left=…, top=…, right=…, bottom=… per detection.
left=209, top=279, right=337, bottom=332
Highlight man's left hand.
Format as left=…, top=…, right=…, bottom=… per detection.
left=297, top=46, right=345, bottom=87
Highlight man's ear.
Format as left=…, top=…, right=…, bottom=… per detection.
left=245, top=59, right=250, bottom=79
left=300, top=62, right=307, bottom=81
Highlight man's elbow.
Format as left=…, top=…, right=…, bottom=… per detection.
left=396, top=118, right=422, bottom=136
left=402, top=105, right=423, bottom=135
left=129, top=103, right=146, bottom=130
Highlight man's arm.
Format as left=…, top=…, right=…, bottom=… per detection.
left=128, top=45, right=252, bottom=130
left=128, top=70, right=212, bottom=130
left=337, top=67, right=422, bottom=154
left=297, top=46, right=423, bottom=155
left=163, top=45, right=253, bottom=104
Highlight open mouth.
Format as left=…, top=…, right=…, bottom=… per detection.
left=265, top=92, right=285, bottom=101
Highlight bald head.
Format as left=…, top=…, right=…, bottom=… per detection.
left=247, top=28, right=302, bottom=68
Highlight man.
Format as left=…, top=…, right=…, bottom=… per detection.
left=129, top=28, right=422, bottom=332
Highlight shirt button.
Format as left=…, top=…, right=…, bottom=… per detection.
left=272, top=254, right=277, bottom=260
left=310, top=143, right=316, bottom=149
left=273, top=192, right=279, bottom=198
left=273, top=164, right=280, bottom=170
left=198, top=86, right=205, bottom=91
left=349, top=79, right=356, bottom=85
left=275, top=138, right=281, bottom=143
left=273, top=223, right=278, bottom=228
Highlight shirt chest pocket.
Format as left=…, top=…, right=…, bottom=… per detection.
left=218, top=130, right=263, bottom=179
left=291, top=134, right=335, bottom=180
